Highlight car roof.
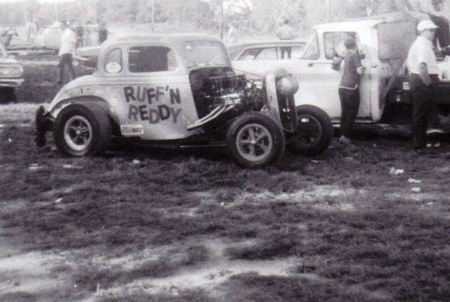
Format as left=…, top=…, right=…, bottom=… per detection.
left=104, top=33, right=222, bottom=47
left=313, top=17, right=387, bottom=32
left=228, top=40, right=307, bottom=49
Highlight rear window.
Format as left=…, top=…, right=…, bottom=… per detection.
left=128, top=46, right=177, bottom=73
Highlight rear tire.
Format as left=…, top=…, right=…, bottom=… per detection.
left=288, top=105, right=333, bottom=156
left=226, top=112, right=285, bottom=168
left=54, top=103, right=112, bottom=156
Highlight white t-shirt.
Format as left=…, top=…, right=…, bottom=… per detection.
left=407, top=35, right=439, bottom=75
left=59, top=28, right=78, bottom=56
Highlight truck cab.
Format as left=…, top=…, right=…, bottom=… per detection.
left=281, top=16, right=450, bottom=127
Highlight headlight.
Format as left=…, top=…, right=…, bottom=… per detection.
left=0, top=64, right=23, bottom=78
left=276, top=75, right=299, bottom=96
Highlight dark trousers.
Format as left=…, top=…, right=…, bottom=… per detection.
left=429, top=14, right=450, bottom=48
left=339, top=88, right=360, bottom=138
left=410, top=74, right=438, bottom=148
left=58, top=53, right=76, bottom=84
left=280, top=47, right=291, bottom=59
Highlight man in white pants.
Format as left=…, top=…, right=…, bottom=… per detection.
left=57, top=21, right=78, bottom=85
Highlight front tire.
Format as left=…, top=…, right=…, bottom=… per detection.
left=54, top=103, right=112, bottom=156
left=288, top=105, right=333, bottom=156
left=226, top=112, right=285, bottom=168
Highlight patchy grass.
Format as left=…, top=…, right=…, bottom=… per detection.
left=0, top=103, right=38, bottom=124
left=1, top=106, right=450, bottom=301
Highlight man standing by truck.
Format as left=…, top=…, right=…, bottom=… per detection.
left=337, top=37, right=365, bottom=145
left=406, top=20, right=440, bottom=149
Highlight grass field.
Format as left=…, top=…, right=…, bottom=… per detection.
left=0, top=104, right=449, bottom=302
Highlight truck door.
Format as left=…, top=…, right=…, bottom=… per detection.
left=289, top=31, right=371, bottom=121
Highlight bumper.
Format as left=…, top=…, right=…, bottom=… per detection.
left=35, top=105, right=54, bottom=147
left=0, top=78, right=24, bottom=88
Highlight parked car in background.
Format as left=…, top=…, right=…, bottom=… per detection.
left=35, top=34, right=333, bottom=168
left=0, top=43, right=24, bottom=103
left=230, top=40, right=306, bottom=77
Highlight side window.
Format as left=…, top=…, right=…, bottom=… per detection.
left=324, top=32, right=358, bottom=59
left=128, top=46, right=177, bottom=73
left=238, top=48, right=260, bottom=60
left=255, top=47, right=278, bottom=60
left=301, top=33, right=320, bottom=60
left=238, top=47, right=278, bottom=60
left=104, top=48, right=123, bottom=74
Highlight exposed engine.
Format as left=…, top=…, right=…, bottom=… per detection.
left=189, top=68, right=265, bottom=119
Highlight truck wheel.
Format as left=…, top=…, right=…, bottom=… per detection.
left=288, top=105, right=333, bottom=156
left=226, top=112, right=285, bottom=168
left=54, top=103, right=112, bottom=157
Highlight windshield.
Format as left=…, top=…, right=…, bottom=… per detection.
left=183, top=40, right=230, bottom=68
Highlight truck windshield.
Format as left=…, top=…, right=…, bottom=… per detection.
left=183, top=40, right=230, bottom=68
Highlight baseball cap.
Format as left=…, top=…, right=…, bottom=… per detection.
left=417, top=20, right=438, bottom=32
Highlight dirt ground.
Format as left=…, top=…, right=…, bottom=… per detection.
left=0, top=104, right=449, bottom=302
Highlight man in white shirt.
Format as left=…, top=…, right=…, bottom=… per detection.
left=276, top=19, right=296, bottom=59
left=57, top=21, right=78, bottom=85
left=406, top=0, right=450, bottom=51
left=406, top=20, right=440, bottom=149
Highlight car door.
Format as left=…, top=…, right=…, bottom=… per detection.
left=100, top=45, right=198, bottom=140
left=124, top=45, right=198, bottom=140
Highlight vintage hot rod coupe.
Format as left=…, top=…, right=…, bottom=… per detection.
left=35, top=34, right=333, bottom=168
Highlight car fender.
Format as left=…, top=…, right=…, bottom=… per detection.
left=49, top=96, right=119, bottom=127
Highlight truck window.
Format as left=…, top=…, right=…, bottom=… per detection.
left=301, top=33, right=320, bottom=60
left=128, top=46, right=177, bottom=73
left=104, top=48, right=122, bottom=74
left=324, top=32, right=357, bottom=59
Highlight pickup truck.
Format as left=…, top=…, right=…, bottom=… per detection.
left=242, top=17, right=450, bottom=151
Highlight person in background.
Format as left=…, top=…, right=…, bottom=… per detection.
left=337, top=37, right=365, bottom=145
left=25, top=19, right=38, bottom=43
left=404, top=0, right=450, bottom=52
left=1, top=27, right=18, bottom=48
left=98, top=21, right=108, bottom=44
left=406, top=20, right=441, bottom=149
left=57, top=21, right=78, bottom=85
left=276, top=19, right=296, bottom=59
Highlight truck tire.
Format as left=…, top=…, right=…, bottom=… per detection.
left=226, top=112, right=285, bottom=168
left=288, top=105, right=333, bottom=156
left=54, top=103, right=112, bottom=157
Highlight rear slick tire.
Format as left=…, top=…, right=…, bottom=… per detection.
left=54, top=103, right=112, bottom=157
